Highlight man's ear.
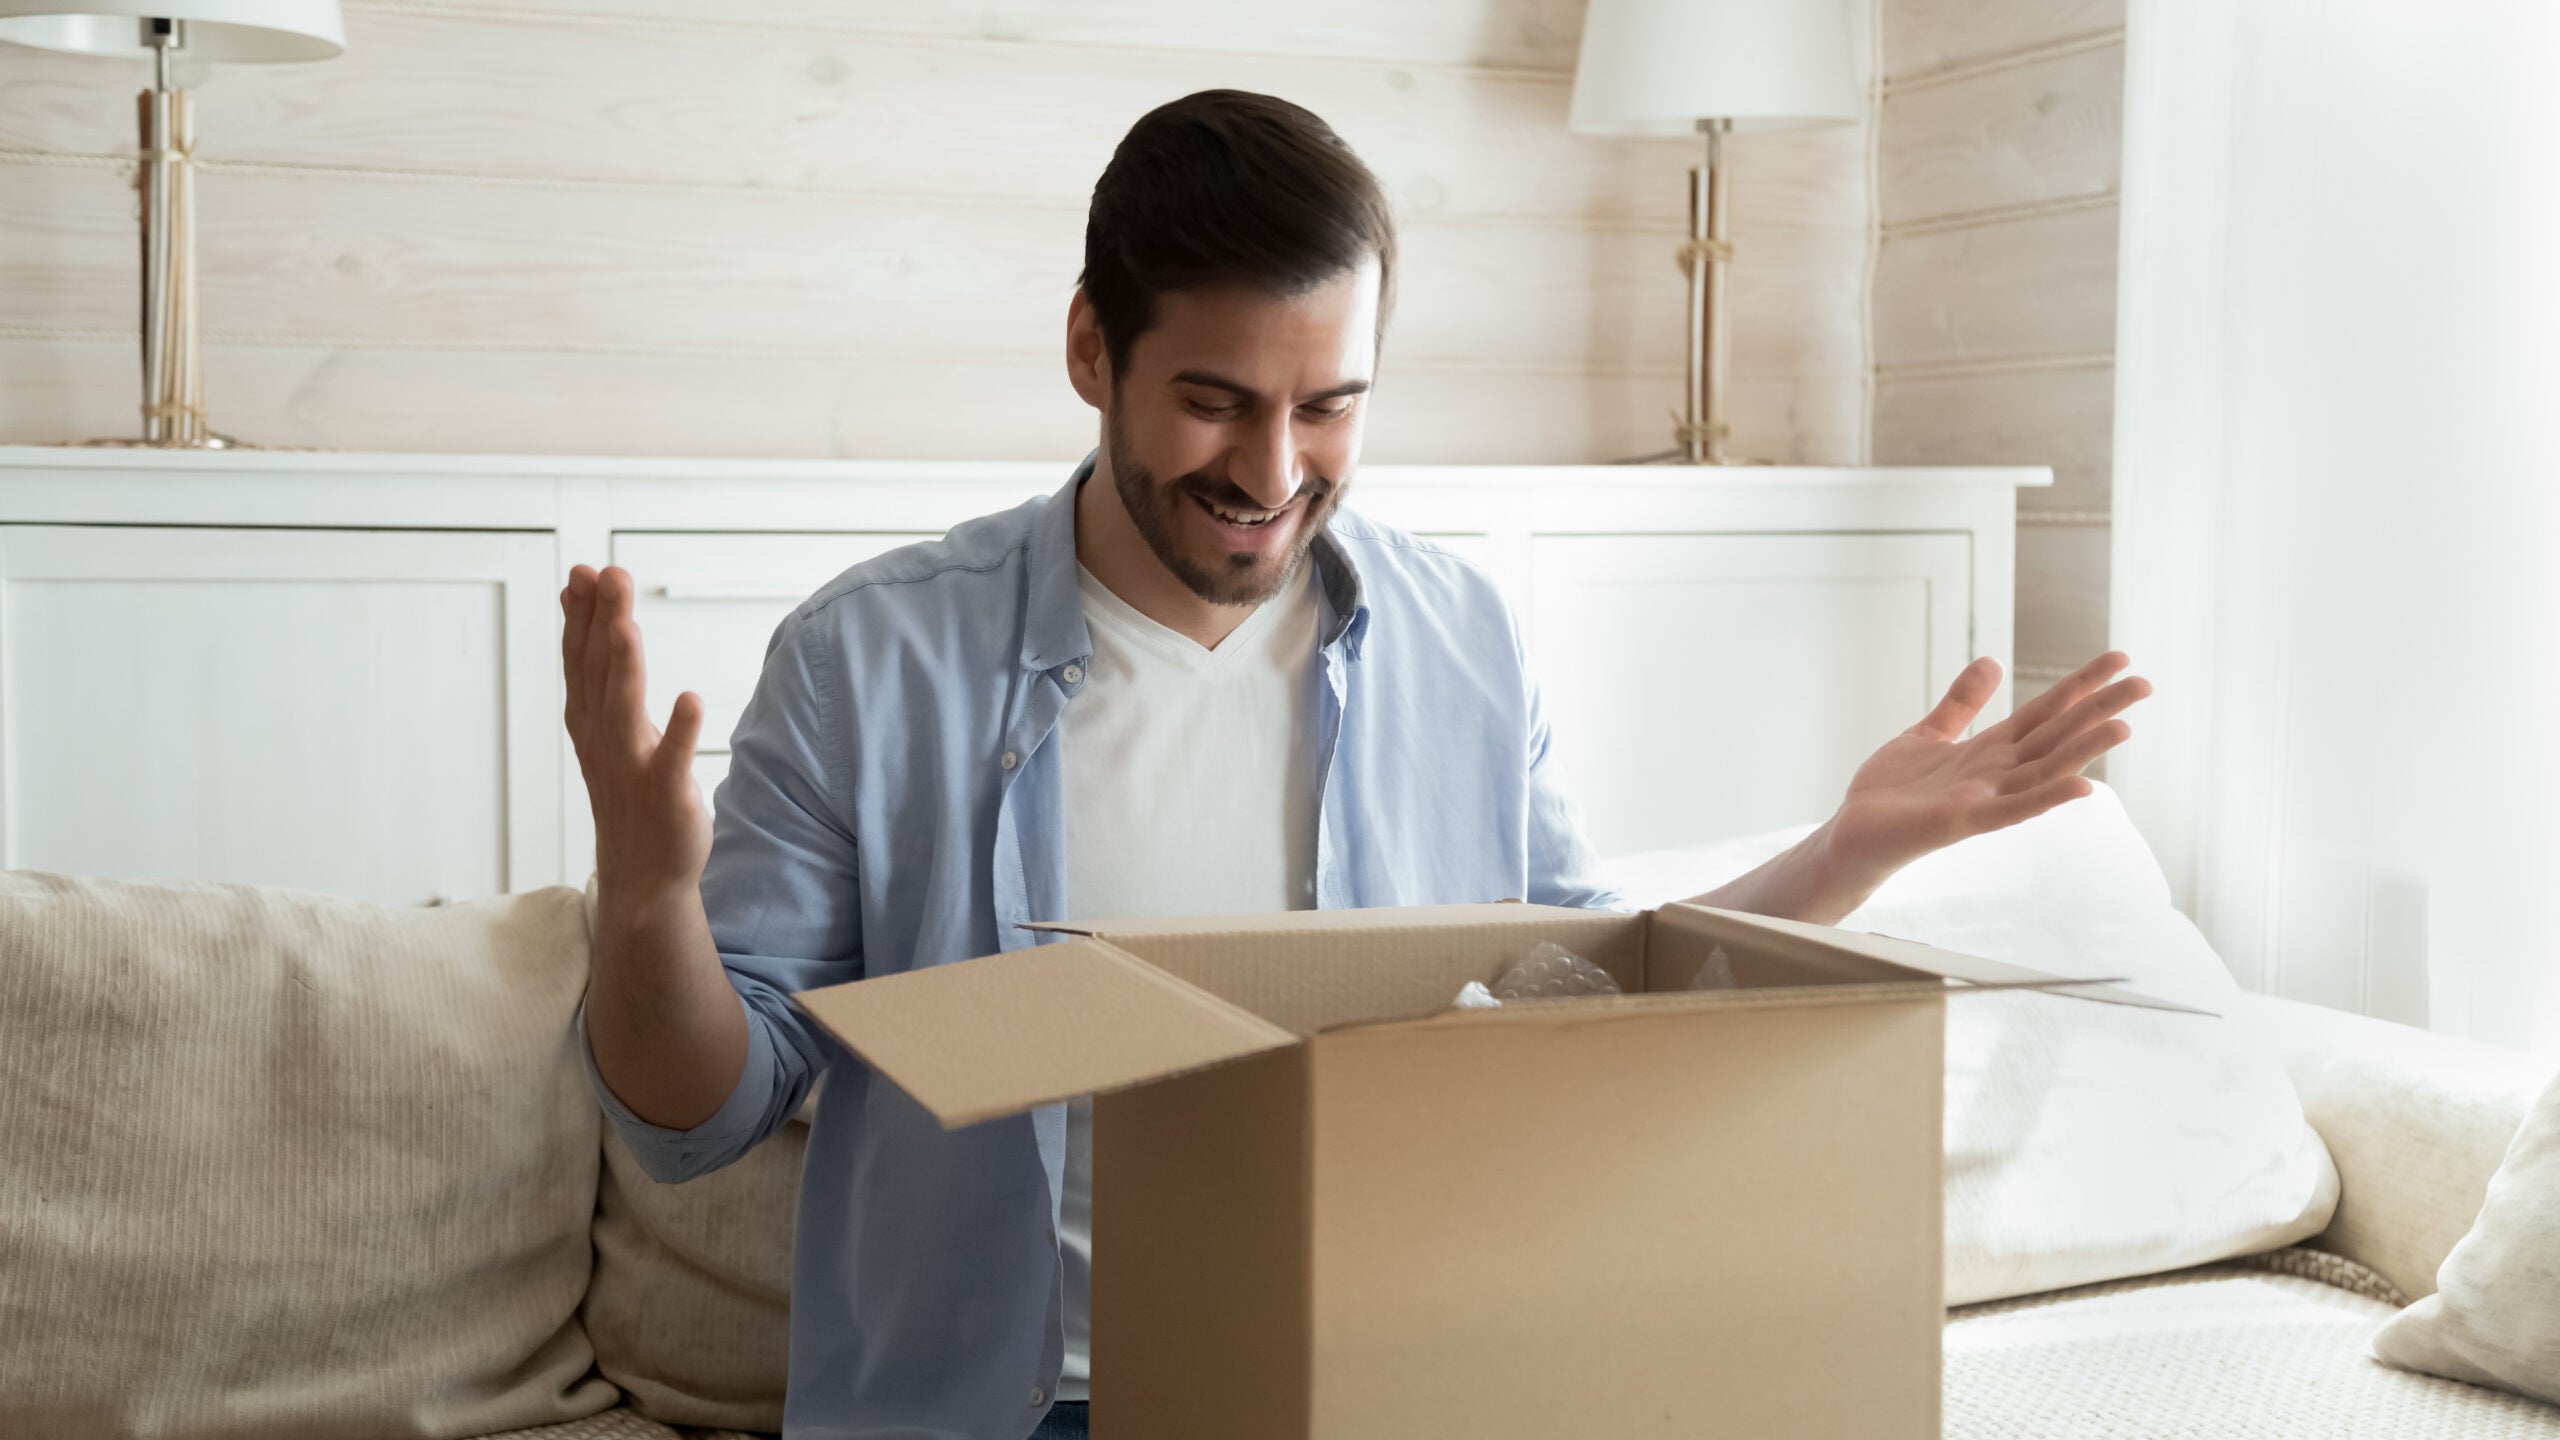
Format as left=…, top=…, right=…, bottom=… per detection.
left=1065, top=290, right=1109, bottom=410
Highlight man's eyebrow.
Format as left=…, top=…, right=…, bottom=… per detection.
left=1168, top=370, right=1371, bottom=404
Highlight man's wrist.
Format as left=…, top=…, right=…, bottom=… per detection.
left=1793, top=815, right=1890, bottom=926
left=1685, top=815, right=1886, bottom=928
left=592, top=875, right=704, bottom=948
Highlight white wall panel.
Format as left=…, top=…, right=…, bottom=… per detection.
left=1873, top=1, right=2126, bottom=683
left=0, top=0, right=1873, bottom=463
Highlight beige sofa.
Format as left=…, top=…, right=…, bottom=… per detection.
left=2, top=871, right=2554, bottom=1440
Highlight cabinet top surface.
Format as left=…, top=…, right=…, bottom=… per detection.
left=0, top=445, right=2052, bottom=488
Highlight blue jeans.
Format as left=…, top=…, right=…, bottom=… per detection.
left=1031, top=1400, right=1089, bottom=1439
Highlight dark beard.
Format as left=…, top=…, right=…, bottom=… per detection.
left=1104, top=402, right=1340, bottom=607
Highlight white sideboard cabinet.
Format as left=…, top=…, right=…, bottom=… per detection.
left=0, top=447, right=2044, bottom=906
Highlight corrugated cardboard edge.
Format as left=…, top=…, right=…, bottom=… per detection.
left=1020, top=901, right=1587, bottom=942
left=1317, top=973, right=2142, bottom=1041
left=791, top=936, right=1298, bottom=1129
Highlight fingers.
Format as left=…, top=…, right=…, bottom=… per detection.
left=2015, top=717, right=2131, bottom=791
left=1976, top=773, right=2096, bottom=833
left=1984, top=650, right=2129, bottom=743
left=659, top=690, right=705, bottom=775
left=601, top=607, right=652, bottom=753
left=1912, top=655, right=2003, bottom=741
left=584, top=566, right=632, bottom=743
left=561, top=564, right=598, bottom=735
left=2018, top=673, right=2152, bottom=763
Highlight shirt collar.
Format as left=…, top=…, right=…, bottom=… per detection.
left=1021, top=446, right=1370, bottom=670
left=1310, top=527, right=1366, bottom=655
left=1019, top=450, right=1096, bottom=673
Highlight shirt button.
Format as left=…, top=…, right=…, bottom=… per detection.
left=1029, top=1386, right=1047, bottom=1407
left=1061, top=663, right=1084, bottom=685
left=1000, top=750, right=1019, bottom=771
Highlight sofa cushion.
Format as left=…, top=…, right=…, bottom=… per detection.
left=584, top=1118, right=804, bottom=1430
left=478, top=1415, right=686, bottom=1440
left=477, top=1410, right=768, bottom=1439
left=1600, top=782, right=2339, bottom=1307
left=1947, top=1252, right=2560, bottom=1437
left=0, top=870, right=616, bottom=1440
left=2370, top=1065, right=2560, bottom=1406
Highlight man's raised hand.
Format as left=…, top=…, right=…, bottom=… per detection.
left=561, top=564, right=712, bottom=901
left=1819, top=651, right=2152, bottom=892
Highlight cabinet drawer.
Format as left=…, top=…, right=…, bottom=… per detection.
left=612, top=531, right=935, bottom=752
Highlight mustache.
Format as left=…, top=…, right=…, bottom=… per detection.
left=1174, top=472, right=1335, bottom=511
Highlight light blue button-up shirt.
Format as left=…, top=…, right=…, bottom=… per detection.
left=577, top=449, right=1627, bottom=1440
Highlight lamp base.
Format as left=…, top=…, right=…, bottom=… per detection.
left=70, top=433, right=241, bottom=449
left=1608, top=447, right=1771, bottom=466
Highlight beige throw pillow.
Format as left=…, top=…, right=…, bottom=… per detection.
left=2370, top=1064, right=2560, bottom=1405
left=0, top=870, right=617, bottom=1439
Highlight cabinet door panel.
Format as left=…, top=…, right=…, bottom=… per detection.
left=612, top=532, right=932, bottom=756
left=0, top=526, right=557, bottom=904
left=1527, top=533, right=1972, bottom=858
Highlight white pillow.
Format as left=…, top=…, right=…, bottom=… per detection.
left=1600, top=782, right=2340, bottom=1306
left=2369, top=1065, right=2560, bottom=1405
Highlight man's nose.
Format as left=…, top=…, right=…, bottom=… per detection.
left=1228, top=412, right=1303, bottom=510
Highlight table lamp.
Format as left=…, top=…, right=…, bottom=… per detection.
left=0, top=0, right=344, bottom=448
left=1569, top=0, right=1859, bottom=463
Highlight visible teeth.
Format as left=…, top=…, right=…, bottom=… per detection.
left=1207, top=500, right=1280, bottom=526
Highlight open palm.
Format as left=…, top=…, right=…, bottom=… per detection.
left=1824, top=651, right=2151, bottom=888
left=562, top=563, right=712, bottom=899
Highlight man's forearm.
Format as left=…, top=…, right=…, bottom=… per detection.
left=1679, top=816, right=1882, bottom=927
left=584, top=884, right=752, bottom=1132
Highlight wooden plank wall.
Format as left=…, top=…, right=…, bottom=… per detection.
left=0, top=0, right=1874, bottom=465
left=1871, top=0, right=2124, bottom=686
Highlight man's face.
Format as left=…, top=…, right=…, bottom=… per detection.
left=1088, top=256, right=1379, bottom=607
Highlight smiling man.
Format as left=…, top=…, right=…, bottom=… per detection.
left=559, top=89, right=2149, bottom=1440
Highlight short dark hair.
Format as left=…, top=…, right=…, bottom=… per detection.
left=1079, top=89, right=1399, bottom=385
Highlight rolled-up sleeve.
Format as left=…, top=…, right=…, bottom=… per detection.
left=577, top=987, right=791, bottom=1180
left=582, top=603, right=865, bottom=1184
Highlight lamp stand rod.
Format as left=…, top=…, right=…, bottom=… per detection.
left=101, top=16, right=222, bottom=449
left=1682, top=116, right=1734, bottom=465
left=1614, top=116, right=1738, bottom=466
left=142, top=23, right=172, bottom=442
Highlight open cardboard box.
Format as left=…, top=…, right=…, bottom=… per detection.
left=793, top=901, right=2205, bottom=1440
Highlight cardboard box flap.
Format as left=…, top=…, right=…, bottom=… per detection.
left=1021, top=902, right=1588, bottom=942
left=1662, top=903, right=2215, bottom=1016
left=791, top=937, right=1298, bottom=1129
left=1023, top=905, right=1650, bottom=1036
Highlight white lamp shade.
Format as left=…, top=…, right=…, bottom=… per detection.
left=1569, top=0, right=1859, bottom=136
left=0, top=0, right=342, bottom=62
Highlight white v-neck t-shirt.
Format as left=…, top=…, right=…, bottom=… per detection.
left=1052, top=555, right=1324, bottom=1400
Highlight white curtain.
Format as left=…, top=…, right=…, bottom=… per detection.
left=2110, top=1, right=2560, bottom=1056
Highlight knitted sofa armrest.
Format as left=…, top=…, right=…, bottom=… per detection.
left=2230, top=992, right=2554, bottom=1303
